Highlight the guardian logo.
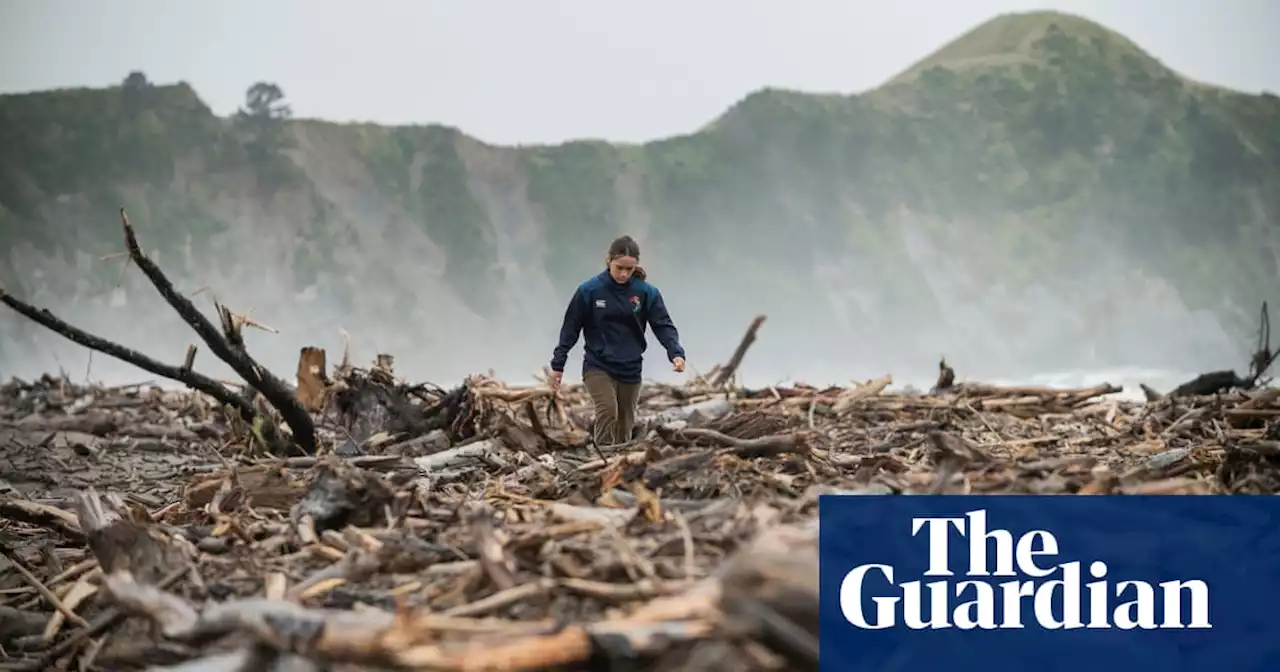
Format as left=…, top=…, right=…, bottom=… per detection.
left=840, top=509, right=1212, bottom=631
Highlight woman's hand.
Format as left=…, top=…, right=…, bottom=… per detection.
left=672, top=357, right=686, bottom=373
left=549, top=370, right=563, bottom=389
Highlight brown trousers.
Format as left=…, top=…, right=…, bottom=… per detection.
left=583, top=370, right=642, bottom=447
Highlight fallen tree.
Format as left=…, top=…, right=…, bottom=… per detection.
left=0, top=208, right=315, bottom=455
left=1142, top=301, right=1277, bottom=401
left=118, top=208, right=316, bottom=454
left=0, top=290, right=266, bottom=439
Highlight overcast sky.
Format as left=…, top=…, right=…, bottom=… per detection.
left=1, top=0, right=1276, bottom=145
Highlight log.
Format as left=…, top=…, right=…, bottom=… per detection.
left=932, top=357, right=955, bottom=393
left=710, top=315, right=766, bottom=387
left=99, top=572, right=709, bottom=671
left=832, top=375, right=893, bottom=414
left=0, top=606, right=47, bottom=643
left=295, top=347, right=329, bottom=413
left=1158, top=302, right=1275, bottom=399
left=413, top=439, right=506, bottom=473
left=71, top=488, right=191, bottom=584
left=0, top=289, right=271, bottom=444
left=289, top=457, right=397, bottom=533
left=1168, top=370, right=1251, bottom=398
left=330, top=368, right=434, bottom=450
left=639, top=398, right=733, bottom=431
left=717, top=524, right=819, bottom=670
left=120, top=208, right=316, bottom=455
left=641, top=428, right=811, bottom=489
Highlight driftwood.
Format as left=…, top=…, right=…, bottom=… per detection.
left=4, top=363, right=1280, bottom=670
left=290, top=456, right=397, bottom=534
left=2, top=227, right=1278, bottom=670
left=1152, top=301, right=1277, bottom=400
left=295, top=347, right=329, bottom=413
left=0, top=290, right=267, bottom=446
left=119, top=208, right=316, bottom=455
left=0, top=208, right=319, bottom=455
left=932, top=357, right=955, bottom=393
left=709, top=315, right=766, bottom=388
left=1168, top=370, right=1252, bottom=398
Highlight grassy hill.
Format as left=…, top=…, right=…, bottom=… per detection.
left=892, top=11, right=1170, bottom=83
left=1, top=11, right=1277, bottom=386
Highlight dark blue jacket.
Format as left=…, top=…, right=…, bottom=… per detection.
left=550, top=270, right=686, bottom=384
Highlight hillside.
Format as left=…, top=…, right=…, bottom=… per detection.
left=2, top=11, right=1278, bottom=387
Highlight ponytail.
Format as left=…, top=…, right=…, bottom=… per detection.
left=606, top=235, right=647, bottom=280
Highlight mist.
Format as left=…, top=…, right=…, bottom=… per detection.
left=2, top=1, right=1274, bottom=397
left=0, top=199, right=1240, bottom=403
left=0, top=276, right=1218, bottom=402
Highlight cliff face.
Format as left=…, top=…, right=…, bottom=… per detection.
left=2, top=11, right=1278, bottom=387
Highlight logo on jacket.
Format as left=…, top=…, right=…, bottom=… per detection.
left=629, top=295, right=641, bottom=313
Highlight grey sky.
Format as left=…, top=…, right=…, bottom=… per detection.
left=1, top=0, right=1277, bottom=145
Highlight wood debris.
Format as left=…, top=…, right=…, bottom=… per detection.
left=0, top=209, right=1277, bottom=670
left=3, top=359, right=1277, bottom=670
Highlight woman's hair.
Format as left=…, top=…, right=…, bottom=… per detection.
left=606, top=235, right=646, bottom=280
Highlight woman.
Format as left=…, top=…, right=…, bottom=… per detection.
left=549, top=235, right=687, bottom=447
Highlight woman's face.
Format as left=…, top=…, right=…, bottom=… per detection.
left=608, top=255, right=638, bottom=284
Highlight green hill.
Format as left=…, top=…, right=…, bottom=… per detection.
left=1, top=11, right=1277, bottom=385
left=892, top=11, right=1171, bottom=84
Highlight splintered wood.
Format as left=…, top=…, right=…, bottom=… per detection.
left=2, top=363, right=1279, bottom=671
left=296, top=346, right=329, bottom=412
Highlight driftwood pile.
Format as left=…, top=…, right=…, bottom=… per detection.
left=1, top=208, right=1278, bottom=671
left=3, top=369, right=1279, bottom=671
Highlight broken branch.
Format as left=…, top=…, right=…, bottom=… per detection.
left=0, top=288, right=275, bottom=443
left=119, top=207, right=316, bottom=454
left=711, top=314, right=766, bottom=388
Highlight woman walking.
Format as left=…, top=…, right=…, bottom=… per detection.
left=549, top=235, right=686, bottom=447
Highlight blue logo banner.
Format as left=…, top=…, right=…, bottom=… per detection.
left=818, top=494, right=1280, bottom=671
